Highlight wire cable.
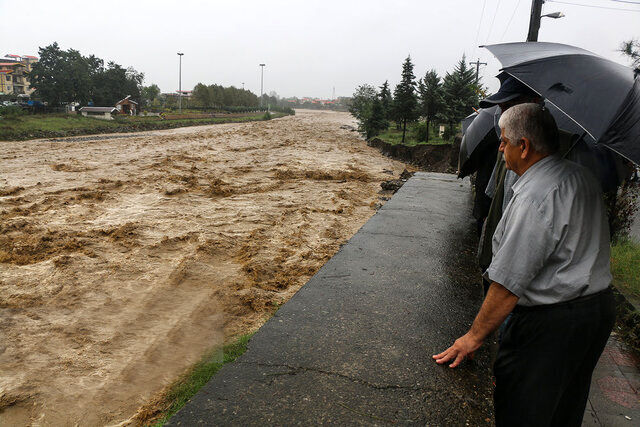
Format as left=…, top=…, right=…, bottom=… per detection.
left=501, top=0, right=523, bottom=41
left=486, top=0, right=503, bottom=43
left=547, top=0, right=640, bottom=12
left=472, top=0, right=489, bottom=59
left=474, top=0, right=489, bottom=48
left=611, top=0, right=640, bottom=5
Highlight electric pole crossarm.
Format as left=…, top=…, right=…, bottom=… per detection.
left=470, top=58, right=487, bottom=84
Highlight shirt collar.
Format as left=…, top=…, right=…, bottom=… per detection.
left=511, top=155, right=558, bottom=195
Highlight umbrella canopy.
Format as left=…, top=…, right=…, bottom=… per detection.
left=461, top=111, right=478, bottom=135
left=458, top=106, right=499, bottom=178
left=483, top=42, right=640, bottom=165
left=457, top=101, right=584, bottom=178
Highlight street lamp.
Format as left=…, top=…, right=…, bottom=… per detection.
left=542, top=11, right=565, bottom=19
left=177, top=52, right=184, bottom=112
left=259, top=63, right=265, bottom=108
left=527, top=0, right=565, bottom=42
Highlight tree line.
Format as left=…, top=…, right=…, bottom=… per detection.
left=30, top=43, right=145, bottom=107
left=192, top=83, right=260, bottom=108
left=349, top=55, right=482, bottom=143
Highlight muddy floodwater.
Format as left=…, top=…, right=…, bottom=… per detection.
left=0, top=110, right=410, bottom=425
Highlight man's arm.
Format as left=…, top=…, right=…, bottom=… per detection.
left=432, top=282, right=518, bottom=368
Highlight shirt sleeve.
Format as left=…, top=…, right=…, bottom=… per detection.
left=484, top=198, right=558, bottom=297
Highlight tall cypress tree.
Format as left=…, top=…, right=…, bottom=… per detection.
left=378, top=80, right=393, bottom=121
left=363, top=98, right=389, bottom=139
left=417, top=70, right=443, bottom=142
left=441, top=55, right=478, bottom=137
left=392, top=56, right=419, bottom=144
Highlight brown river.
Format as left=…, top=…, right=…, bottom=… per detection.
left=0, top=110, right=410, bottom=425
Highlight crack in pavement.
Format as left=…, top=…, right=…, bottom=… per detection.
left=239, top=360, right=440, bottom=393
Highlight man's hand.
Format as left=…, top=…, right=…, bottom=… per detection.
left=432, top=332, right=483, bottom=368
left=432, top=282, right=518, bottom=369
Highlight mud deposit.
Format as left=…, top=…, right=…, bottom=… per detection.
left=0, top=110, right=410, bottom=425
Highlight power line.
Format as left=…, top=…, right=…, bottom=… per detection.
left=611, top=0, right=640, bottom=4
left=486, top=0, right=503, bottom=43
left=473, top=0, right=489, bottom=54
left=501, top=0, right=524, bottom=41
left=547, top=0, right=640, bottom=12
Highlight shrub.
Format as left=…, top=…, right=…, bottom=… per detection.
left=608, top=179, right=639, bottom=242
left=0, top=105, right=26, bottom=118
left=413, top=121, right=429, bottom=141
left=442, top=125, right=457, bottom=141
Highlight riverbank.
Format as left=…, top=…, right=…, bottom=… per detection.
left=0, top=111, right=287, bottom=141
left=367, top=136, right=458, bottom=173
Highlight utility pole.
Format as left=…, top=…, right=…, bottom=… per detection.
left=527, top=0, right=544, bottom=42
left=469, top=58, right=487, bottom=84
left=259, top=63, right=265, bottom=107
left=177, top=52, right=184, bottom=112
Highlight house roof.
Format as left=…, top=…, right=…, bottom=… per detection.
left=0, top=62, right=24, bottom=67
left=79, top=107, right=117, bottom=113
left=23, top=55, right=38, bottom=59
left=116, top=95, right=138, bottom=105
left=5, top=54, right=21, bottom=58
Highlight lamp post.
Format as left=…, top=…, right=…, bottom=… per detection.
left=527, top=0, right=565, bottom=42
left=177, top=52, right=184, bottom=112
left=259, top=63, right=265, bottom=108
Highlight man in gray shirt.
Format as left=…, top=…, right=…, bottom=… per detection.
left=434, top=103, right=615, bottom=426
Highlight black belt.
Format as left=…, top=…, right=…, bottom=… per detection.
left=513, top=287, right=612, bottom=313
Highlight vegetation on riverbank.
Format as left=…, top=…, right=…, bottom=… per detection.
left=143, top=333, right=254, bottom=426
left=0, top=112, right=287, bottom=141
left=611, top=237, right=640, bottom=300
left=349, top=55, right=480, bottom=144
left=610, top=236, right=640, bottom=353
left=378, top=122, right=451, bottom=146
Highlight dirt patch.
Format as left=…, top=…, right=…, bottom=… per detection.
left=0, top=110, right=411, bottom=425
left=368, top=137, right=457, bottom=172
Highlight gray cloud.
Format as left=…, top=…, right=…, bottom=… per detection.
left=1, top=0, right=638, bottom=98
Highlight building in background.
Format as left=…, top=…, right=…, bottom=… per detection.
left=79, top=106, right=117, bottom=120
left=115, top=95, right=138, bottom=115
left=0, top=54, right=39, bottom=96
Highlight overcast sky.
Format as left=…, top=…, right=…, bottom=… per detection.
left=1, top=0, right=638, bottom=98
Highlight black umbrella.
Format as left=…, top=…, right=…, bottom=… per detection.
left=458, top=106, right=499, bottom=178
left=483, top=42, right=640, bottom=166
left=457, top=100, right=584, bottom=178
left=461, top=111, right=478, bottom=135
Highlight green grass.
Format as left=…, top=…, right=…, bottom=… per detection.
left=149, top=333, right=254, bottom=426
left=611, top=237, right=640, bottom=299
left=0, top=112, right=287, bottom=141
left=377, top=124, right=450, bottom=146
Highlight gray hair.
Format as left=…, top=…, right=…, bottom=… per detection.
left=498, top=103, right=559, bottom=155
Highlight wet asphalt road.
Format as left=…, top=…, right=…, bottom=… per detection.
left=168, top=172, right=495, bottom=425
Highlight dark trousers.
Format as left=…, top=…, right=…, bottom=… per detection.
left=493, top=288, right=615, bottom=427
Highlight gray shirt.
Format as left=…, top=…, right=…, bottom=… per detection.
left=484, top=155, right=612, bottom=306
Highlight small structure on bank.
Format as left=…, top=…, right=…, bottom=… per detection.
left=79, top=106, right=117, bottom=120
left=115, top=95, right=138, bottom=115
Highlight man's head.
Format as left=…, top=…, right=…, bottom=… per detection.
left=480, top=74, right=542, bottom=112
left=498, top=103, right=559, bottom=176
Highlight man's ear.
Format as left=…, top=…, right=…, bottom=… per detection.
left=520, top=137, right=531, bottom=160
